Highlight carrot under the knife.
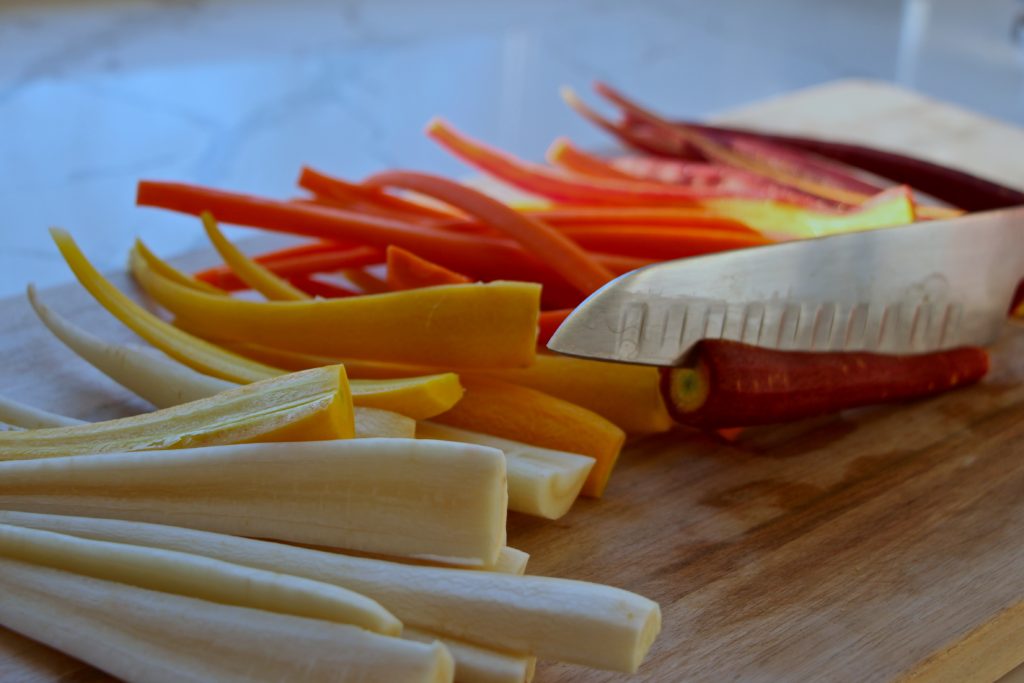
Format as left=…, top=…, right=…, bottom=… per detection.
left=538, top=309, right=573, bottom=346
left=546, top=137, right=637, bottom=180
left=660, top=340, right=990, bottom=429
left=363, top=170, right=615, bottom=295
left=560, top=225, right=772, bottom=259
left=386, top=245, right=472, bottom=290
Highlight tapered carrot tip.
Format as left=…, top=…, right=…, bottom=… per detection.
left=424, top=116, right=447, bottom=135
left=660, top=340, right=990, bottom=430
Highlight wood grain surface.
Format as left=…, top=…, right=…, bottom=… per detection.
left=0, top=79, right=1022, bottom=682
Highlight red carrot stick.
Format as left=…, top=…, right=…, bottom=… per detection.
left=363, top=170, right=615, bottom=295
left=386, top=245, right=472, bottom=290
left=660, top=340, right=990, bottom=429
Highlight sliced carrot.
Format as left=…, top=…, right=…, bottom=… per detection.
left=432, top=378, right=625, bottom=498
left=287, top=276, right=358, bottom=299
left=560, top=225, right=772, bottom=259
left=473, top=354, right=672, bottom=435
left=53, top=230, right=281, bottom=383
left=299, top=167, right=457, bottom=221
left=428, top=118, right=726, bottom=206
left=343, top=268, right=390, bottom=294
left=704, top=185, right=916, bottom=239
left=514, top=206, right=754, bottom=232
left=387, top=246, right=472, bottom=290
left=537, top=309, right=571, bottom=346
left=132, top=250, right=541, bottom=369
left=545, top=138, right=636, bottom=180
left=363, top=170, right=614, bottom=295
left=201, top=213, right=310, bottom=301
left=592, top=82, right=868, bottom=207
left=197, top=245, right=383, bottom=291
left=437, top=206, right=762, bottom=235
left=133, top=240, right=225, bottom=295
left=138, top=181, right=603, bottom=288
left=295, top=194, right=444, bottom=226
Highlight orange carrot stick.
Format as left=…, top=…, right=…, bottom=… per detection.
left=363, top=170, right=615, bottom=295
left=343, top=267, right=390, bottom=294
left=428, top=118, right=711, bottom=205
left=287, top=275, right=359, bottom=298
left=387, top=246, right=472, bottom=290
left=560, top=225, right=772, bottom=259
left=439, top=207, right=758, bottom=234
left=538, top=309, right=572, bottom=346
left=299, top=167, right=457, bottom=221
left=138, top=181, right=606, bottom=288
left=545, top=138, right=636, bottom=180
left=197, top=246, right=383, bottom=291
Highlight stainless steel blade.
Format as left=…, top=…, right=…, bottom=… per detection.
left=548, top=206, right=1024, bottom=366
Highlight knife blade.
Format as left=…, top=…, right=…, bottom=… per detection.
left=547, top=206, right=1024, bottom=366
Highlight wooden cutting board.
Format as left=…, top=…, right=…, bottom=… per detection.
left=1, top=78, right=1023, bottom=683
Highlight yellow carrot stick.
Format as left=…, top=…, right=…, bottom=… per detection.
left=0, top=365, right=354, bottom=461
left=132, top=238, right=225, bottom=295
left=43, top=241, right=464, bottom=418
left=52, top=228, right=279, bottom=383
left=131, top=250, right=540, bottom=368
left=433, top=378, right=625, bottom=498
left=474, top=354, right=672, bottom=435
left=201, top=212, right=310, bottom=301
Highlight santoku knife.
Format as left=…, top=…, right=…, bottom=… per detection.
left=548, top=206, right=1024, bottom=366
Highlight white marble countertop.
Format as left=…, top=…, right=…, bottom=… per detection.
left=1, top=0, right=1023, bottom=297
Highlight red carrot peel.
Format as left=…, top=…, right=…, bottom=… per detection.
left=592, top=82, right=869, bottom=208
left=673, top=121, right=1024, bottom=212
left=363, top=169, right=615, bottom=295
left=386, top=246, right=472, bottom=290
left=660, top=340, right=990, bottom=429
